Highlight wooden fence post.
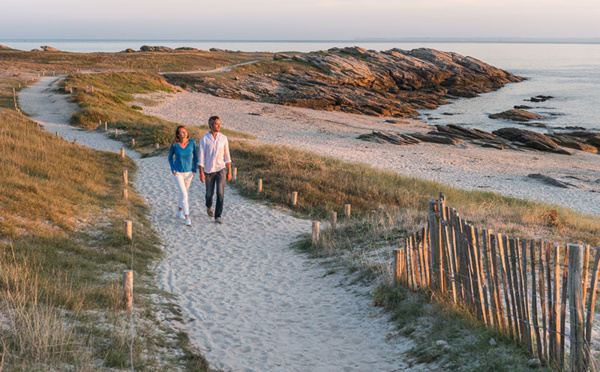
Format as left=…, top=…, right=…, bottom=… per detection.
left=312, top=221, right=320, bottom=244
left=344, top=204, right=351, bottom=217
left=568, top=244, right=585, bottom=372
left=124, top=220, right=132, bottom=239
left=121, top=148, right=125, bottom=158
left=330, top=211, right=337, bottom=230
left=394, top=249, right=401, bottom=283
left=428, top=200, right=442, bottom=290
left=122, top=188, right=128, bottom=201
left=258, top=179, right=263, bottom=193
left=123, top=270, right=133, bottom=312
left=292, top=191, right=298, bottom=206
left=122, top=170, right=128, bottom=185
left=131, top=139, right=135, bottom=147
left=104, top=121, right=108, bottom=131
left=233, top=167, right=237, bottom=181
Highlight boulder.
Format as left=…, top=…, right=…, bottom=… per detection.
left=209, top=48, right=223, bottom=52
left=273, top=53, right=291, bottom=60
left=140, top=45, right=173, bottom=52
left=41, top=45, right=60, bottom=52
left=489, top=109, right=542, bottom=122
left=122, top=48, right=136, bottom=53
left=528, top=174, right=578, bottom=188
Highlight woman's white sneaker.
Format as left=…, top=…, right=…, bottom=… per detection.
left=176, top=210, right=185, bottom=220
left=185, top=217, right=192, bottom=226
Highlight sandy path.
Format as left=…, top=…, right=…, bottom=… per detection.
left=159, top=60, right=262, bottom=75
left=19, top=77, right=421, bottom=372
left=142, top=91, right=600, bottom=217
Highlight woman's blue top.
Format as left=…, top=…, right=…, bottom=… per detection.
left=168, top=139, right=198, bottom=173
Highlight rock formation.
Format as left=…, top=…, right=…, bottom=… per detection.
left=41, top=46, right=60, bottom=52
left=165, top=46, right=524, bottom=118
left=140, top=45, right=173, bottom=52
left=0, top=44, right=12, bottom=50
left=489, top=109, right=542, bottom=122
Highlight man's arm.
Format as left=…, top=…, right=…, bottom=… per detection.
left=224, top=138, right=232, bottom=182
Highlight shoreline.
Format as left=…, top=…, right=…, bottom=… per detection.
left=141, top=90, right=600, bottom=217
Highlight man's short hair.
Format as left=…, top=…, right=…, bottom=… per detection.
left=208, top=116, right=220, bottom=126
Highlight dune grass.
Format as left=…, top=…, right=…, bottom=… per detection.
left=230, top=141, right=600, bottom=246
left=60, top=71, right=253, bottom=152
left=0, top=108, right=208, bottom=370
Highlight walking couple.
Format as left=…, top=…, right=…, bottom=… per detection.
left=168, top=116, right=232, bottom=226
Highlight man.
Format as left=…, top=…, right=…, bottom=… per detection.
left=198, top=116, right=232, bottom=224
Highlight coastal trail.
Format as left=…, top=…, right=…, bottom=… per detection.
left=19, top=77, right=422, bottom=372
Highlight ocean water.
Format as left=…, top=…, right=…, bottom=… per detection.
left=2, top=39, right=599, bottom=132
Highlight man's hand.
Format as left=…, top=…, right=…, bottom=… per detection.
left=172, top=170, right=177, bottom=175
left=227, top=171, right=232, bottom=182
left=199, top=172, right=205, bottom=183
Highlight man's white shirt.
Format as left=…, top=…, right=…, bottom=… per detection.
left=198, top=132, right=231, bottom=173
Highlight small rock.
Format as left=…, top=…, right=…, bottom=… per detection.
left=489, top=109, right=542, bottom=122
left=489, top=338, right=497, bottom=346
left=273, top=53, right=291, bottom=60
left=435, top=340, right=450, bottom=349
left=527, top=358, right=541, bottom=368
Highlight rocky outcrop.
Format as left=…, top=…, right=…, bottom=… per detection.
left=41, top=46, right=60, bottom=52
left=122, top=48, right=136, bottom=53
left=0, top=44, right=12, bottom=50
left=492, top=128, right=571, bottom=154
left=165, top=47, right=524, bottom=118
left=360, top=125, right=600, bottom=156
left=140, top=45, right=173, bottom=52
left=489, top=109, right=542, bottom=122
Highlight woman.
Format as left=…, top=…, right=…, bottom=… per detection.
left=168, top=125, right=198, bottom=226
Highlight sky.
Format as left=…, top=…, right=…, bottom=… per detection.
left=1, top=0, right=599, bottom=40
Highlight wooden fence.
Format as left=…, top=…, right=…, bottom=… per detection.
left=393, top=195, right=599, bottom=371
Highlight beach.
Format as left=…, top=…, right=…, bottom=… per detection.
left=140, top=90, right=600, bottom=217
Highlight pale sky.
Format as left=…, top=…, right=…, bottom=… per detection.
left=1, top=0, right=599, bottom=40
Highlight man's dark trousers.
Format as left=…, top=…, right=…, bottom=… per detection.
left=205, top=168, right=227, bottom=219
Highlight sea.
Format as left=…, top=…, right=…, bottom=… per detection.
left=2, top=39, right=599, bottom=133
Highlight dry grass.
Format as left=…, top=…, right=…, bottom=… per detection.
left=0, top=108, right=207, bottom=370
left=230, top=141, right=600, bottom=246
left=0, top=49, right=271, bottom=74
left=61, top=72, right=253, bottom=151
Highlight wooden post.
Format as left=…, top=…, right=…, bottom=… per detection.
left=585, top=248, right=600, bottom=368
left=73, top=139, right=77, bottom=144
left=115, top=128, right=118, bottom=137
left=258, top=179, right=263, bottom=193
left=330, top=211, right=337, bottom=230
left=124, top=220, right=132, bottom=239
left=104, top=121, right=108, bottom=131
left=232, top=167, right=237, bottom=181
left=291, top=191, right=298, bottom=206
left=498, top=234, right=514, bottom=339
left=568, top=244, right=585, bottom=372
left=530, top=240, right=543, bottom=361
left=539, top=241, right=548, bottom=362
left=311, top=221, right=320, bottom=244
left=121, top=148, right=125, bottom=158
left=56, top=131, right=59, bottom=136
left=394, top=249, right=401, bottom=283
left=428, top=200, right=440, bottom=290
left=122, top=170, right=128, bottom=185
left=155, top=143, right=160, bottom=150
left=131, top=139, right=136, bottom=147
left=123, top=270, right=133, bottom=312
left=344, top=204, right=351, bottom=217
left=122, top=189, right=128, bottom=201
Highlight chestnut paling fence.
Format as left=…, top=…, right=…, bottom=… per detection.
left=393, top=195, right=599, bottom=371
